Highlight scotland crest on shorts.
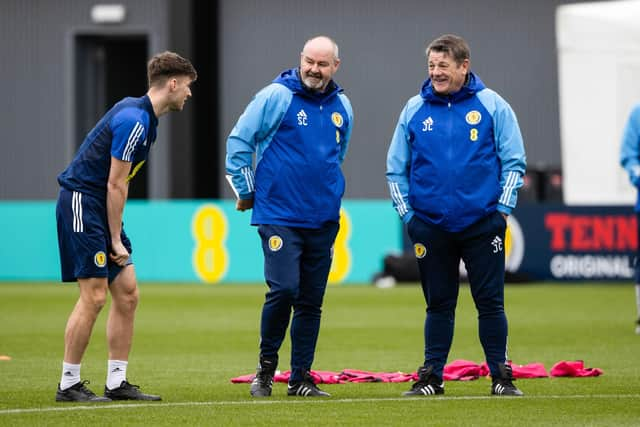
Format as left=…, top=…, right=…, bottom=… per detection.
left=414, top=243, right=427, bottom=259
left=268, top=235, right=283, bottom=252
left=94, top=251, right=107, bottom=267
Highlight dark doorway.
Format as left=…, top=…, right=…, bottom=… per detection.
left=75, top=35, right=149, bottom=199
left=192, top=0, right=220, bottom=198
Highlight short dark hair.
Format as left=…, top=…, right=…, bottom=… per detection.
left=426, top=34, right=470, bottom=65
left=147, top=51, right=197, bottom=87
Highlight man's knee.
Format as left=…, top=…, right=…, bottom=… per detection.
left=267, top=285, right=298, bottom=305
left=85, top=293, right=108, bottom=311
left=78, top=279, right=109, bottom=311
left=426, top=294, right=458, bottom=313
left=112, top=284, right=139, bottom=313
left=474, top=295, right=504, bottom=317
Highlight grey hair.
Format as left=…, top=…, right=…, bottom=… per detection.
left=425, top=34, right=470, bottom=65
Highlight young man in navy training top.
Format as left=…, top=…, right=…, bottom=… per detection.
left=386, top=34, right=527, bottom=397
left=226, top=36, right=353, bottom=398
left=55, top=51, right=197, bottom=402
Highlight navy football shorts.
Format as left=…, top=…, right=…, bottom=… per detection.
left=56, top=188, right=132, bottom=283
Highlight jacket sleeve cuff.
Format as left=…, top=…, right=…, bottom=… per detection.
left=497, top=204, right=512, bottom=216
left=402, top=211, right=415, bottom=224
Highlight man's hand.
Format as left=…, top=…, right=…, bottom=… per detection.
left=236, top=198, right=254, bottom=211
left=501, top=212, right=508, bottom=222
left=109, top=241, right=130, bottom=266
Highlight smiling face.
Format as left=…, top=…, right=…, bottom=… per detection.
left=427, top=50, right=469, bottom=96
left=299, top=37, right=340, bottom=92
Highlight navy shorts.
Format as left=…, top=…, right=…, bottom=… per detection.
left=56, top=188, right=132, bottom=283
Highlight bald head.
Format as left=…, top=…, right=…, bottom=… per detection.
left=302, top=36, right=339, bottom=61
left=299, top=36, right=341, bottom=92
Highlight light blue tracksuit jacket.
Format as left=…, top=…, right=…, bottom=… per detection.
left=226, top=68, right=353, bottom=228
left=386, top=72, right=526, bottom=232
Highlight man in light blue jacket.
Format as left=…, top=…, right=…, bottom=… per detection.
left=619, top=102, right=640, bottom=335
left=226, top=36, right=353, bottom=398
left=386, top=34, right=526, bottom=397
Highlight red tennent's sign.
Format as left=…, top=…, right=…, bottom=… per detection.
left=544, top=214, right=636, bottom=251
left=508, top=206, right=637, bottom=281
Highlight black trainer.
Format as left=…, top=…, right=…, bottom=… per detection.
left=250, top=356, right=277, bottom=397
left=635, top=317, right=640, bottom=335
left=403, top=365, right=444, bottom=396
left=56, top=380, right=111, bottom=402
left=491, top=363, right=524, bottom=396
left=104, top=380, right=161, bottom=401
left=287, top=372, right=330, bottom=397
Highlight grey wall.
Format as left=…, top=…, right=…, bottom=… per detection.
left=219, top=0, right=587, bottom=198
left=0, top=0, right=596, bottom=200
left=0, top=0, right=173, bottom=200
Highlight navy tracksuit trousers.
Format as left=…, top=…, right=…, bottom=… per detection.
left=407, top=211, right=509, bottom=380
left=257, top=222, right=339, bottom=384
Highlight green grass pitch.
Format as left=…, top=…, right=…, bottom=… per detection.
left=1, top=282, right=639, bottom=426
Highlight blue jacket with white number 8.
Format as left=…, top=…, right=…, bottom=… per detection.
left=386, top=72, right=526, bottom=232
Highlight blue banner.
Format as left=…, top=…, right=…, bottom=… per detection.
left=506, top=204, right=635, bottom=280
left=1, top=201, right=634, bottom=282
left=0, top=200, right=402, bottom=284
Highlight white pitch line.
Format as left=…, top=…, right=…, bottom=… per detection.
left=1, top=394, right=640, bottom=416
